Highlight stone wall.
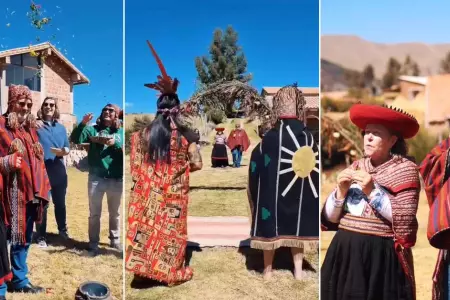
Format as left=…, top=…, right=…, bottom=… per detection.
left=44, top=55, right=76, bottom=130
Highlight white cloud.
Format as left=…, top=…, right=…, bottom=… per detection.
left=125, top=102, right=133, bottom=107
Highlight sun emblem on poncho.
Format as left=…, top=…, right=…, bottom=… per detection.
left=279, top=126, right=319, bottom=198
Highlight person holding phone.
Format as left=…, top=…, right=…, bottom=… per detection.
left=70, top=104, right=123, bottom=257
left=34, top=97, right=70, bottom=248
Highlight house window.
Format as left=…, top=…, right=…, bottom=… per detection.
left=408, top=89, right=420, bottom=101
left=5, top=54, right=41, bottom=91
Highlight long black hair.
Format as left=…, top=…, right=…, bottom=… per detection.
left=146, top=93, right=197, bottom=163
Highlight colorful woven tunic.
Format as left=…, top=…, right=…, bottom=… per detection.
left=321, top=156, right=420, bottom=300
left=125, top=127, right=193, bottom=285
left=419, top=137, right=450, bottom=300
left=248, top=119, right=319, bottom=250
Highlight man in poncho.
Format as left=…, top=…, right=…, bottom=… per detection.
left=0, top=85, right=51, bottom=295
left=247, top=84, right=319, bottom=280
left=227, top=123, right=250, bottom=168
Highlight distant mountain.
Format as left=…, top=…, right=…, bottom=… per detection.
left=321, top=59, right=355, bottom=91
left=321, top=35, right=450, bottom=78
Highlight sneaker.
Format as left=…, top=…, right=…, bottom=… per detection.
left=110, top=241, right=123, bottom=252
left=59, top=230, right=70, bottom=241
left=9, top=282, right=45, bottom=294
left=37, top=238, right=47, bottom=248
left=86, top=247, right=99, bottom=257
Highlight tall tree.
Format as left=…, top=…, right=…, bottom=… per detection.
left=401, top=55, right=420, bottom=76
left=195, top=26, right=252, bottom=116
left=382, top=57, right=402, bottom=89
left=344, top=70, right=363, bottom=88
left=362, top=64, right=375, bottom=86
left=440, top=51, right=450, bottom=74
left=195, top=26, right=252, bottom=85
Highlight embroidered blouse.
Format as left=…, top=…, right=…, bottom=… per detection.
left=214, top=135, right=227, bottom=145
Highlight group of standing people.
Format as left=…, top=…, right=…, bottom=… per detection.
left=211, top=123, right=250, bottom=168
left=125, top=40, right=320, bottom=288
left=0, top=84, right=123, bottom=299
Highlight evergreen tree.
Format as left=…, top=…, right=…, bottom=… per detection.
left=362, top=64, right=375, bottom=86
left=195, top=26, right=252, bottom=85
left=401, top=55, right=420, bottom=76
left=195, top=26, right=252, bottom=116
left=440, top=51, right=450, bottom=74
left=382, top=57, right=401, bottom=89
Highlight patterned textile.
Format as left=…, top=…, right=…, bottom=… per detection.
left=248, top=119, right=319, bottom=250
left=125, top=125, right=193, bottom=285
left=227, top=129, right=250, bottom=151
left=0, top=116, right=50, bottom=245
left=321, top=156, right=420, bottom=299
left=8, top=85, right=32, bottom=104
left=418, top=137, right=450, bottom=300
left=214, top=134, right=227, bottom=145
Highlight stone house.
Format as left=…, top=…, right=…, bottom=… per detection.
left=0, top=42, right=89, bottom=131
left=390, top=75, right=450, bottom=134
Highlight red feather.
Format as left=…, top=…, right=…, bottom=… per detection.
left=147, top=40, right=170, bottom=81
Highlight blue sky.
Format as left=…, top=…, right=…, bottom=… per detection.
left=1, top=0, right=123, bottom=122
left=125, top=0, right=319, bottom=114
left=322, top=0, right=450, bottom=44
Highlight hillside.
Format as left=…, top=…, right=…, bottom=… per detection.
left=321, top=35, right=450, bottom=78
left=321, top=59, right=355, bottom=91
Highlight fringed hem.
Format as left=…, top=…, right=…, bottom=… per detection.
left=250, top=238, right=319, bottom=252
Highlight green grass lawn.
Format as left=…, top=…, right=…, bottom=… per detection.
left=18, top=168, right=123, bottom=300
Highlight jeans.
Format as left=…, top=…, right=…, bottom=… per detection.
left=88, top=174, right=122, bottom=250
left=0, top=204, right=36, bottom=295
left=36, top=179, right=68, bottom=239
left=232, top=147, right=243, bottom=168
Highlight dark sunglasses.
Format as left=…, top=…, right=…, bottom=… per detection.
left=17, top=102, right=32, bottom=109
left=43, top=102, right=55, bottom=108
left=102, top=108, right=115, bottom=113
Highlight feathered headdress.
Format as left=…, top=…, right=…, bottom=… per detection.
left=144, top=40, right=179, bottom=95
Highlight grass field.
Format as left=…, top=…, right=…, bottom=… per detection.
left=124, top=118, right=319, bottom=300
left=321, top=166, right=438, bottom=300
left=12, top=168, right=123, bottom=300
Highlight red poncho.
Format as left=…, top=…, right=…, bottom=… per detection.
left=227, top=129, right=250, bottom=151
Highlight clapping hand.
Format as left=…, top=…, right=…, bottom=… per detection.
left=82, top=113, right=94, bottom=125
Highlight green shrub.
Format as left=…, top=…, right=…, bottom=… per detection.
left=207, top=108, right=226, bottom=124
left=321, top=97, right=353, bottom=112
left=125, top=115, right=152, bottom=154
left=407, top=126, right=439, bottom=164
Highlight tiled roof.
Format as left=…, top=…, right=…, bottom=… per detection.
left=398, top=75, right=427, bottom=85
left=0, top=42, right=89, bottom=84
left=262, top=86, right=319, bottom=95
